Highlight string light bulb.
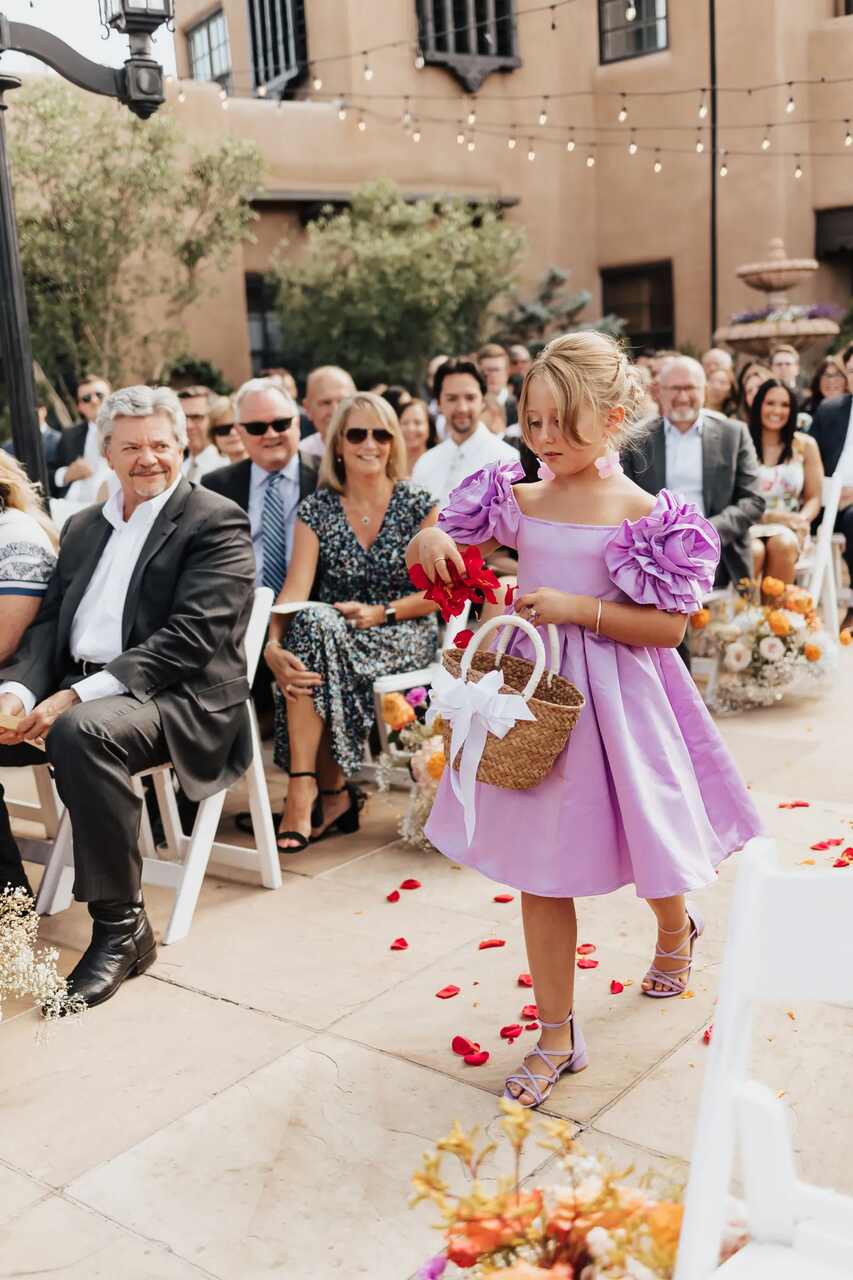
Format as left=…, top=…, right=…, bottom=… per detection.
left=467, top=100, right=477, bottom=126
left=362, top=56, right=373, bottom=82
left=257, top=84, right=268, bottom=98
left=785, top=84, right=795, bottom=114
left=414, top=47, right=425, bottom=70
left=653, top=150, right=663, bottom=174
left=508, top=128, right=517, bottom=150
left=177, top=88, right=186, bottom=104
left=625, top=3, right=637, bottom=19
left=696, top=134, right=705, bottom=154
left=566, top=129, right=576, bottom=152
left=845, top=120, right=852, bottom=147
left=719, top=150, right=728, bottom=177
left=618, top=95, right=628, bottom=124
left=698, top=94, right=708, bottom=120
left=401, top=99, right=412, bottom=130
left=358, top=112, right=367, bottom=132
left=456, top=124, right=465, bottom=145
left=761, top=127, right=771, bottom=151
left=527, top=140, right=536, bottom=162
left=794, top=156, right=803, bottom=179
left=218, top=87, right=227, bottom=101
left=467, top=134, right=476, bottom=152
left=337, top=102, right=348, bottom=122
left=412, top=123, right=422, bottom=143
left=312, top=69, right=323, bottom=91
left=538, top=97, right=549, bottom=127
left=586, top=149, right=596, bottom=168
left=628, top=133, right=638, bottom=156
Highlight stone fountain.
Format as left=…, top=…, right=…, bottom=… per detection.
left=714, top=237, right=839, bottom=359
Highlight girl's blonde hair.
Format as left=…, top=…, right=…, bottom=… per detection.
left=0, top=451, right=59, bottom=548
left=518, top=330, right=650, bottom=452
left=319, top=392, right=408, bottom=492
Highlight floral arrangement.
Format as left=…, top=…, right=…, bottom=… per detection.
left=728, top=302, right=842, bottom=325
left=411, top=1100, right=748, bottom=1278
left=0, top=887, right=85, bottom=1029
left=688, top=578, right=837, bottom=713
left=377, top=689, right=447, bottom=851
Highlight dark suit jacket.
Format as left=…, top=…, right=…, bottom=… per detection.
left=201, top=456, right=317, bottom=513
left=0, top=479, right=256, bottom=802
left=3, top=427, right=61, bottom=466
left=809, top=393, right=851, bottom=477
left=50, top=421, right=90, bottom=497
left=622, top=415, right=765, bottom=589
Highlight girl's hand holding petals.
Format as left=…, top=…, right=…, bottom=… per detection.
left=514, top=589, right=577, bottom=627
left=408, top=529, right=466, bottom=586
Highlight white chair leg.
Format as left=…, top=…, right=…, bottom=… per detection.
left=161, top=791, right=227, bottom=945
left=244, top=704, right=281, bottom=890
left=34, top=766, right=63, bottom=839
left=152, top=768, right=184, bottom=858
left=35, top=813, right=75, bottom=916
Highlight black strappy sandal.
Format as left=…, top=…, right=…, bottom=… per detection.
left=276, top=772, right=321, bottom=854
left=235, top=783, right=323, bottom=839
left=311, top=783, right=366, bottom=843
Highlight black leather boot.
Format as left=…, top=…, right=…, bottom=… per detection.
left=64, top=900, right=156, bottom=1009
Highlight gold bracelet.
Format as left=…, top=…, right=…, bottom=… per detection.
left=594, top=599, right=603, bottom=637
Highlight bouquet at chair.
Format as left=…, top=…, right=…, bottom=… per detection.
left=411, top=1100, right=748, bottom=1278
left=409, top=547, right=501, bottom=622
left=688, top=577, right=837, bottom=713
left=0, top=887, right=85, bottom=1029
left=376, top=689, right=447, bottom=851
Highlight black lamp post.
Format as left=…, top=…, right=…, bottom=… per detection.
left=0, top=0, right=174, bottom=495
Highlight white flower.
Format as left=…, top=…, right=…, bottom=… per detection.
left=723, top=641, right=752, bottom=672
left=716, top=624, right=740, bottom=643
left=759, top=636, right=785, bottom=662
left=734, top=607, right=763, bottom=634
left=586, top=1226, right=614, bottom=1259
left=785, top=611, right=806, bottom=631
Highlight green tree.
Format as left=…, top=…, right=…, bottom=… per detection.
left=492, top=265, right=626, bottom=351
left=272, top=180, right=526, bottom=387
left=7, top=81, right=263, bottom=405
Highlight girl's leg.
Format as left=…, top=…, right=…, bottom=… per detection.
left=644, top=894, right=691, bottom=994
left=506, top=892, right=578, bottom=1105
left=280, top=693, right=325, bottom=849
left=763, top=530, right=800, bottom=586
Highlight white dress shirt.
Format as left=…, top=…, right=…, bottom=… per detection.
left=411, top=422, right=518, bottom=510
left=54, top=421, right=111, bottom=505
left=664, top=416, right=706, bottom=514
left=836, top=399, right=853, bottom=484
left=182, top=443, right=223, bottom=484
left=298, top=431, right=325, bottom=462
left=248, top=455, right=302, bottom=586
left=0, top=475, right=182, bottom=715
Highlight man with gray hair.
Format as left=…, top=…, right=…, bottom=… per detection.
left=622, top=355, right=764, bottom=595
left=0, top=385, right=255, bottom=1010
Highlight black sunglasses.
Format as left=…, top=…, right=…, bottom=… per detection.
left=79, top=391, right=105, bottom=405
left=344, top=427, right=394, bottom=445
left=240, top=417, right=296, bottom=437
left=211, top=422, right=236, bottom=437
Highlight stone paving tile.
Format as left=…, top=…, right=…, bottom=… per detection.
left=0, top=1163, right=48, bottom=1230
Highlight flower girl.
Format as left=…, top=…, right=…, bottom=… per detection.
left=406, top=332, right=762, bottom=1108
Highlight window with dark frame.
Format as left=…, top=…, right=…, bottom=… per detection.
left=246, top=273, right=286, bottom=374
left=600, top=261, right=674, bottom=351
left=845, top=0, right=853, bottom=15
left=186, top=9, right=232, bottom=90
left=246, top=0, right=308, bottom=97
left=598, top=0, right=668, bottom=64
left=416, top=0, right=520, bottom=93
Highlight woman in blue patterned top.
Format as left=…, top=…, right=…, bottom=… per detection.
left=0, top=452, right=57, bottom=665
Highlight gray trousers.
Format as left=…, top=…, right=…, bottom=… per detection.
left=0, top=695, right=169, bottom=903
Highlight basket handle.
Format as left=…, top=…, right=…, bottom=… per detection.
left=459, top=614, right=558, bottom=702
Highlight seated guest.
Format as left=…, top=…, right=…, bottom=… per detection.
left=478, top=342, right=519, bottom=426
left=176, top=386, right=223, bottom=483
left=804, top=356, right=848, bottom=417
left=809, top=382, right=853, bottom=628
left=50, top=373, right=111, bottom=502
left=399, top=397, right=436, bottom=474
left=705, top=363, right=739, bottom=420
left=260, top=367, right=300, bottom=404
left=508, top=344, right=532, bottom=380
left=265, top=393, right=438, bottom=852
left=411, top=359, right=517, bottom=508
left=208, top=395, right=248, bottom=465
left=736, top=360, right=773, bottom=420
left=701, top=347, right=734, bottom=380
left=748, top=378, right=824, bottom=586
left=0, top=386, right=255, bottom=1008
left=203, top=378, right=317, bottom=722
left=770, top=344, right=804, bottom=402
left=299, top=366, right=357, bottom=465
left=4, top=401, right=61, bottom=467
left=482, top=392, right=509, bottom=439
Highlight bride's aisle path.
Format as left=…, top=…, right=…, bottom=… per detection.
left=1, top=658, right=852, bottom=1279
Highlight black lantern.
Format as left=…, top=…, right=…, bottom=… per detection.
left=98, top=0, right=175, bottom=36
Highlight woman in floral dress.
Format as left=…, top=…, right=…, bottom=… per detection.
left=266, top=393, right=438, bottom=852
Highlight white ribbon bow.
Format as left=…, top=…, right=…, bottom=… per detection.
left=427, top=665, right=536, bottom=845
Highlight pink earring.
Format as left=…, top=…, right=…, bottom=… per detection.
left=594, top=450, right=623, bottom=479
left=537, top=458, right=556, bottom=481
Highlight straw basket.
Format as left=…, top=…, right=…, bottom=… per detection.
left=440, top=615, right=584, bottom=791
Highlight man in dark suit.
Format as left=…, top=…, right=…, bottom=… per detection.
left=3, top=401, right=61, bottom=468
left=622, top=356, right=765, bottom=593
left=809, top=391, right=853, bottom=626
left=50, top=373, right=111, bottom=500
left=0, top=386, right=255, bottom=1009
left=203, top=378, right=317, bottom=722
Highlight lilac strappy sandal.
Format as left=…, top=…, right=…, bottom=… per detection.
left=503, top=1009, right=588, bottom=1109
left=642, top=907, right=705, bottom=998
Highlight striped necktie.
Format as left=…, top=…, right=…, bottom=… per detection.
left=261, top=471, right=288, bottom=595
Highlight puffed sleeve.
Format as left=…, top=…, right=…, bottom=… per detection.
left=437, top=460, right=525, bottom=549
left=604, top=489, right=721, bottom=614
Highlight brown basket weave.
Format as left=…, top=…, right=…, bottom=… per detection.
left=439, top=638, right=585, bottom=791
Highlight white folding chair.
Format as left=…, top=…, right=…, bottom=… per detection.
left=794, top=471, right=844, bottom=636
left=6, top=764, right=63, bottom=838
left=675, top=837, right=853, bottom=1279
left=34, top=588, right=281, bottom=945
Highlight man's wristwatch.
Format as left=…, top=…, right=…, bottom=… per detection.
left=384, top=606, right=397, bottom=626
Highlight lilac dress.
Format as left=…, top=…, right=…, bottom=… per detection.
left=425, top=461, right=763, bottom=899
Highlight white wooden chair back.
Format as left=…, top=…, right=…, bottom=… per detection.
left=675, top=837, right=853, bottom=1279
left=807, top=472, right=843, bottom=635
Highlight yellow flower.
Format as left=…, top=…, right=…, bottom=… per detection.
left=381, top=692, right=415, bottom=731
left=804, top=642, right=822, bottom=662
left=426, top=751, right=446, bottom=781
left=646, top=1200, right=684, bottom=1251
left=690, top=608, right=710, bottom=631
left=768, top=610, right=791, bottom=637
left=762, top=576, right=786, bottom=598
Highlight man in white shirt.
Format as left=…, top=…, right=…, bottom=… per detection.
left=299, top=366, right=356, bottom=466
left=50, top=374, right=112, bottom=503
left=411, top=359, right=518, bottom=509
left=177, top=386, right=225, bottom=483
left=0, top=386, right=255, bottom=1010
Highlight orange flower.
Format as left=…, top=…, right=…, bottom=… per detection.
left=762, top=576, right=786, bottom=598
left=841, top=628, right=852, bottom=647
left=690, top=608, right=711, bottom=631
left=447, top=1195, right=542, bottom=1265
left=646, top=1201, right=684, bottom=1251
left=768, top=610, right=791, bottom=637
left=806, top=612, right=823, bottom=632
left=426, top=751, right=446, bottom=781
left=381, top=692, right=415, bottom=732
left=547, top=1187, right=644, bottom=1245
left=804, top=642, right=822, bottom=662
left=785, top=588, right=813, bottom=615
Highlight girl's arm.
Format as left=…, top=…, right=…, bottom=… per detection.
left=515, top=588, right=687, bottom=649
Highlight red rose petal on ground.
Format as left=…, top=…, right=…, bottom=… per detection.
left=452, top=1035, right=479, bottom=1056
left=524, top=1022, right=539, bottom=1031
left=400, top=878, right=422, bottom=890
left=500, top=1024, right=523, bottom=1040
left=811, top=842, right=830, bottom=851
left=779, top=801, right=810, bottom=809
left=833, top=858, right=850, bottom=868
left=521, top=1003, right=538, bottom=1019
left=436, top=985, right=461, bottom=999
left=463, top=1050, right=490, bottom=1066
left=610, top=980, right=625, bottom=995
left=494, top=894, right=515, bottom=903
left=386, top=890, right=400, bottom=902
left=390, top=937, right=408, bottom=950
left=703, top=1025, right=713, bottom=1045
left=517, top=972, right=533, bottom=987
left=454, top=629, right=474, bottom=650
left=479, top=939, right=506, bottom=949
left=576, top=943, right=597, bottom=955
left=577, top=957, right=599, bottom=969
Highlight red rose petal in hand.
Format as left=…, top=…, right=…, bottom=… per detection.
left=517, top=972, right=533, bottom=987
left=479, top=938, right=506, bottom=950
left=520, top=1003, right=538, bottom=1020
left=436, top=985, right=461, bottom=999
left=576, top=943, right=597, bottom=955
left=454, top=629, right=474, bottom=650
left=451, top=1035, right=480, bottom=1056
left=577, top=957, right=599, bottom=969
left=610, top=980, right=625, bottom=995
left=400, top=878, right=422, bottom=890
left=390, top=937, right=408, bottom=950
left=463, top=1050, right=490, bottom=1066
left=500, top=1024, right=523, bottom=1041
left=494, top=893, right=515, bottom=903
left=386, top=890, right=400, bottom=903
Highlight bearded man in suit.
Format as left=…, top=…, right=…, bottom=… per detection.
left=0, top=386, right=255, bottom=1009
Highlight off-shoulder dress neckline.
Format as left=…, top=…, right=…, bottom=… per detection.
left=508, top=482, right=663, bottom=530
